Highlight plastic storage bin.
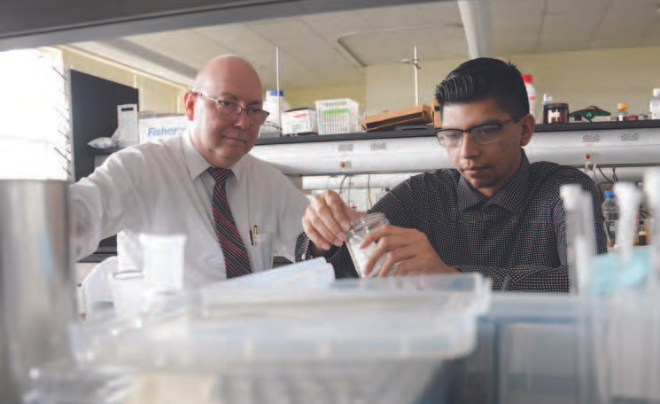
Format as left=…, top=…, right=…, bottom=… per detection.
left=29, top=272, right=491, bottom=404
left=315, top=98, right=359, bottom=135
left=445, top=291, right=660, bottom=404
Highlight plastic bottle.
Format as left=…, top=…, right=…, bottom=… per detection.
left=650, top=88, right=660, bottom=120
left=542, top=93, right=553, bottom=124
left=263, top=90, right=290, bottom=128
left=617, top=103, right=629, bottom=121
left=602, top=190, right=618, bottom=248
left=522, top=74, right=537, bottom=120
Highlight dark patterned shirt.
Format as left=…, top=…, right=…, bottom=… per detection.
left=296, top=151, right=607, bottom=292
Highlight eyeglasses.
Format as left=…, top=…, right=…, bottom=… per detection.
left=436, top=117, right=521, bottom=148
left=194, top=91, right=270, bottom=125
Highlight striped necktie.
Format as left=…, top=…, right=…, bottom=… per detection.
left=207, top=167, right=252, bottom=278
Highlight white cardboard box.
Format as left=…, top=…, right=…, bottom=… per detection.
left=139, top=114, right=188, bottom=143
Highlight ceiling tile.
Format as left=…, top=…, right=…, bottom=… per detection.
left=193, top=23, right=278, bottom=68
left=247, top=18, right=320, bottom=47
left=641, top=20, right=660, bottom=46
left=357, top=3, right=428, bottom=29
left=491, top=0, right=544, bottom=32
left=300, top=11, right=372, bottom=41
left=592, top=3, right=658, bottom=48
left=125, top=30, right=227, bottom=68
left=538, top=13, right=600, bottom=51
left=342, top=25, right=467, bottom=66
left=545, top=0, right=609, bottom=15
left=418, top=1, right=463, bottom=25
left=70, top=41, right=195, bottom=85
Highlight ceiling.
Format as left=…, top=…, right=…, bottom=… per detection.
left=69, top=0, right=660, bottom=89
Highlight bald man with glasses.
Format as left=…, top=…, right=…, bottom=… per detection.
left=71, top=55, right=309, bottom=288
left=296, top=57, right=607, bottom=292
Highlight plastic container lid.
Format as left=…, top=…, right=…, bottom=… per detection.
left=266, top=89, right=284, bottom=97
left=546, top=103, right=568, bottom=109
left=69, top=272, right=491, bottom=367
left=618, top=102, right=628, bottom=110
left=522, top=74, right=533, bottom=84
left=604, top=190, right=615, bottom=198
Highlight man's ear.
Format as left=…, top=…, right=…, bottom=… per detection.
left=519, top=113, right=535, bottom=146
left=183, top=91, right=196, bottom=122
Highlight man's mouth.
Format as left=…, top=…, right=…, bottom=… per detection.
left=463, top=166, right=487, bottom=176
left=223, top=135, right=247, bottom=144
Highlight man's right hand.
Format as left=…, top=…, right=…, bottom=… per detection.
left=302, top=190, right=364, bottom=256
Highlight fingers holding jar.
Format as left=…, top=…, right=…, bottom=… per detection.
left=303, top=190, right=364, bottom=256
left=355, top=221, right=458, bottom=277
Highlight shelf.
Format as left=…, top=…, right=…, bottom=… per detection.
left=255, top=120, right=660, bottom=146
left=534, top=120, right=660, bottom=132
left=251, top=121, right=660, bottom=176
left=256, top=127, right=435, bottom=145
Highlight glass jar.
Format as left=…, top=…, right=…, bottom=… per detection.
left=545, top=103, right=569, bottom=124
left=346, top=212, right=396, bottom=277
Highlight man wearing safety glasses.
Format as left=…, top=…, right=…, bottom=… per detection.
left=71, top=55, right=309, bottom=288
left=297, top=57, right=606, bottom=292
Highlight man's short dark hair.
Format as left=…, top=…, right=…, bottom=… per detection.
left=434, top=57, right=529, bottom=120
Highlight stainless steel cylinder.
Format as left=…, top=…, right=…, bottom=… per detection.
left=0, top=180, right=76, bottom=403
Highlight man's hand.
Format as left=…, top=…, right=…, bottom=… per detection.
left=302, top=190, right=364, bottom=256
left=359, top=225, right=458, bottom=277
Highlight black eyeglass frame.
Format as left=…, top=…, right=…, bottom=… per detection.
left=435, top=117, right=522, bottom=148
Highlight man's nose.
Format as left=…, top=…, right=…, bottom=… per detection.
left=459, top=132, right=480, bottom=159
left=233, top=109, right=251, bottom=130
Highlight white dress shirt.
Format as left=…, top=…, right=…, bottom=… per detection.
left=71, top=132, right=310, bottom=288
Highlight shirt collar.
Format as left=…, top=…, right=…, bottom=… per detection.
left=457, top=149, right=531, bottom=214
left=182, top=130, right=245, bottom=184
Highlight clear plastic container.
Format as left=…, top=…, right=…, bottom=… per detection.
left=110, top=270, right=146, bottom=318
left=542, top=93, right=553, bottom=124
left=263, top=89, right=290, bottom=129
left=346, top=212, right=392, bottom=277
left=32, top=287, right=660, bottom=404
left=33, top=273, right=490, bottom=404
left=69, top=272, right=490, bottom=364
left=315, top=98, right=359, bottom=135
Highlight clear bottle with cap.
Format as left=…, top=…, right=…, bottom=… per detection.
left=617, top=102, right=629, bottom=121
left=542, top=93, right=553, bottom=124
left=650, top=88, right=660, bottom=120
left=263, top=89, right=290, bottom=128
left=522, top=74, right=537, bottom=120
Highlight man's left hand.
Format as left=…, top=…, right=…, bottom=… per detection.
left=360, top=225, right=459, bottom=277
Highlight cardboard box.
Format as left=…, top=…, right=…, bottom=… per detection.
left=361, top=104, right=432, bottom=132
left=282, top=108, right=318, bottom=135
left=139, top=114, right=188, bottom=143
left=433, top=98, right=442, bottom=128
